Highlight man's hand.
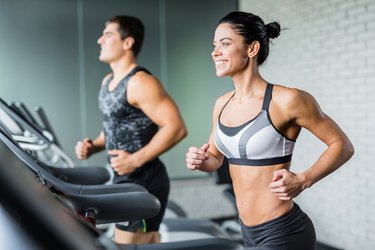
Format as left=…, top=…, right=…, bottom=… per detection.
left=75, top=138, right=94, bottom=160
left=108, top=149, right=140, bottom=175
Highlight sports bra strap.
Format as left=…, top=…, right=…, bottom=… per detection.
left=261, top=83, right=273, bottom=111
left=218, top=91, right=236, bottom=118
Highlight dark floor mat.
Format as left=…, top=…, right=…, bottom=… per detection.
left=316, top=242, right=342, bottom=250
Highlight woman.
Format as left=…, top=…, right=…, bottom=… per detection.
left=185, top=11, right=354, bottom=249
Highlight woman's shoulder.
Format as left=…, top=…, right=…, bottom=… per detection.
left=273, top=83, right=316, bottom=112
left=273, top=84, right=308, bottom=103
left=215, top=91, right=236, bottom=105
left=212, top=91, right=236, bottom=114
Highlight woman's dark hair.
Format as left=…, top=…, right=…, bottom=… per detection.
left=219, top=11, right=281, bottom=66
left=106, top=15, right=145, bottom=57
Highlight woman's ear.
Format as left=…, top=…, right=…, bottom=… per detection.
left=247, top=41, right=260, bottom=58
left=123, top=36, right=135, bottom=51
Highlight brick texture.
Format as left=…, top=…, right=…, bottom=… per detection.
left=239, top=0, right=374, bottom=249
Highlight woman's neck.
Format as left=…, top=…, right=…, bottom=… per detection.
left=232, top=68, right=266, bottom=98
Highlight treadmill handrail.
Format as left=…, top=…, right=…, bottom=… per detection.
left=0, top=130, right=160, bottom=223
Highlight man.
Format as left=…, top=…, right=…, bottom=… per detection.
left=75, top=15, right=187, bottom=244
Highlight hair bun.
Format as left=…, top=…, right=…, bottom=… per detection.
left=265, top=21, right=281, bottom=39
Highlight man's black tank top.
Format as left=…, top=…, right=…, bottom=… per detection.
left=98, top=66, right=158, bottom=155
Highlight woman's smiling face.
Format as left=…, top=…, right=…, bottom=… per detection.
left=212, top=23, right=250, bottom=78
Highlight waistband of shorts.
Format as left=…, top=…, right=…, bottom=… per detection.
left=239, top=202, right=301, bottom=230
left=140, top=158, right=163, bottom=172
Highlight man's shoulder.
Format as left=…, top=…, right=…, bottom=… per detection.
left=127, top=70, right=166, bottom=105
left=101, top=73, right=113, bottom=86
left=129, top=70, right=160, bottom=90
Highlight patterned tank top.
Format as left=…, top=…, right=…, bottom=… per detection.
left=98, top=66, right=158, bottom=154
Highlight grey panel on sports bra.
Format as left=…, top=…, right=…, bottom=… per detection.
left=238, top=111, right=269, bottom=159
left=214, top=132, right=235, bottom=158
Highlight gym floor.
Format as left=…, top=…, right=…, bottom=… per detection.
left=316, top=242, right=341, bottom=250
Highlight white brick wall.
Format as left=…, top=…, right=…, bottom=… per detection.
left=239, top=0, right=375, bottom=249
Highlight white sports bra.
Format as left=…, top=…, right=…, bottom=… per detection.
left=214, top=83, right=295, bottom=166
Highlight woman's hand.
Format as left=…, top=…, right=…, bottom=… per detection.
left=269, top=169, right=306, bottom=200
left=186, top=144, right=210, bottom=170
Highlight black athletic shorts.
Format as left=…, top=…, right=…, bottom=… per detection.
left=239, top=202, right=316, bottom=250
left=112, top=158, right=170, bottom=232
